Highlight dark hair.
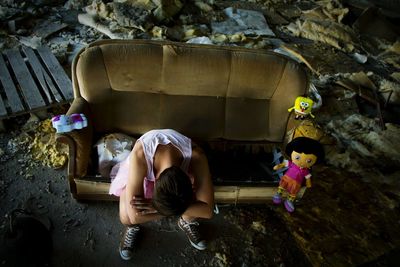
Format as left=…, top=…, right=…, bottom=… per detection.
left=285, top=137, right=325, bottom=164
left=152, top=166, right=193, bottom=216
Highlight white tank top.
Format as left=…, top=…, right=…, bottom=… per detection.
left=138, top=129, right=192, bottom=182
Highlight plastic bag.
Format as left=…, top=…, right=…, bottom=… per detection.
left=95, top=133, right=136, bottom=178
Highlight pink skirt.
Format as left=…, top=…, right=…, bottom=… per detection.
left=108, top=152, right=154, bottom=199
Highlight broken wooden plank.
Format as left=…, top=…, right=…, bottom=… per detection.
left=23, top=47, right=63, bottom=103
left=0, top=54, right=25, bottom=114
left=22, top=47, right=52, bottom=103
left=33, top=20, right=68, bottom=39
left=4, top=49, right=46, bottom=110
left=36, top=46, right=73, bottom=100
left=0, top=46, right=73, bottom=123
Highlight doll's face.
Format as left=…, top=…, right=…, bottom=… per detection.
left=291, top=151, right=317, bottom=168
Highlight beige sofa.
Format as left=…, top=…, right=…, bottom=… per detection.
left=57, top=39, right=309, bottom=202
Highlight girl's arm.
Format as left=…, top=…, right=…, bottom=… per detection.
left=124, top=143, right=163, bottom=224
left=183, top=146, right=214, bottom=219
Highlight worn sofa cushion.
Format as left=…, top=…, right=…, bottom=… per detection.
left=74, top=40, right=308, bottom=141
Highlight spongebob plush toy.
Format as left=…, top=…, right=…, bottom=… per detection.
left=288, top=96, right=314, bottom=119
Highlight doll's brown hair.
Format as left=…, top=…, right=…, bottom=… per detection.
left=285, top=137, right=325, bottom=164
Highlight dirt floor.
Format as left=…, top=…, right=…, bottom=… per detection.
left=0, top=125, right=309, bottom=267
left=1, top=0, right=400, bottom=266
left=1, top=123, right=400, bottom=267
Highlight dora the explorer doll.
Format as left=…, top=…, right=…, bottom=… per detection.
left=272, top=137, right=324, bottom=213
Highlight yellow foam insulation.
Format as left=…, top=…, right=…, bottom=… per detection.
left=182, top=25, right=208, bottom=40
left=302, top=0, right=349, bottom=23
left=392, top=72, right=400, bottom=82
left=287, top=19, right=357, bottom=52
left=151, top=25, right=166, bottom=39
left=29, top=119, right=68, bottom=168
left=286, top=0, right=357, bottom=52
left=379, top=79, right=400, bottom=105
left=12, top=119, right=68, bottom=169
left=87, top=0, right=114, bottom=19
left=251, top=221, right=266, bottom=234
left=214, top=253, right=229, bottom=267
left=378, top=41, right=400, bottom=69
left=194, top=1, right=213, bottom=12
left=385, top=40, right=400, bottom=54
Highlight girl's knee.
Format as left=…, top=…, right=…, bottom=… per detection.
left=119, top=211, right=141, bottom=225
left=119, top=212, right=131, bottom=225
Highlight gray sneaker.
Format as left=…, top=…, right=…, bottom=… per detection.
left=178, top=217, right=206, bottom=250
left=119, top=226, right=140, bottom=260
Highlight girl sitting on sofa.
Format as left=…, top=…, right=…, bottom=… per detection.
left=109, top=129, right=214, bottom=261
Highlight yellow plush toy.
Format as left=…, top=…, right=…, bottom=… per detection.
left=288, top=96, right=315, bottom=119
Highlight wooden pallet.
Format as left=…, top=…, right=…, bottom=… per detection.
left=0, top=45, right=73, bottom=121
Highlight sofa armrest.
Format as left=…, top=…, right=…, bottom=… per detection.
left=55, top=97, right=93, bottom=196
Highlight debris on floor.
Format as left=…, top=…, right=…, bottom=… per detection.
left=7, top=117, right=68, bottom=169
left=1, top=0, right=400, bottom=266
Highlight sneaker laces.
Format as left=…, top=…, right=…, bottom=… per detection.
left=181, top=219, right=201, bottom=242
left=123, top=226, right=139, bottom=248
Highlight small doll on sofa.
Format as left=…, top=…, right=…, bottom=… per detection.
left=272, top=137, right=324, bottom=213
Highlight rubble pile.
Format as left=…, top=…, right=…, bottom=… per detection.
left=285, top=0, right=358, bottom=52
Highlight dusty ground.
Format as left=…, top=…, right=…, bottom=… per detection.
left=0, top=125, right=309, bottom=266
left=1, top=0, right=400, bottom=266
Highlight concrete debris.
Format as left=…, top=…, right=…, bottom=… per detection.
left=251, top=221, right=267, bottom=234
left=211, top=7, right=275, bottom=36
left=186, top=36, right=213, bottom=44
left=379, top=79, right=400, bottom=105
left=213, top=253, right=230, bottom=267
left=152, top=0, right=184, bottom=22
left=325, top=114, right=400, bottom=182
left=64, top=218, right=82, bottom=232
left=352, top=52, right=368, bottom=64
left=278, top=43, right=364, bottom=75
left=64, top=0, right=91, bottom=10
left=195, top=0, right=213, bottom=12
left=76, top=0, right=167, bottom=39
left=18, top=35, right=43, bottom=49
left=112, top=1, right=154, bottom=30
left=84, top=227, right=96, bottom=250
left=0, top=6, right=20, bottom=20
left=77, top=13, right=128, bottom=39
left=32, top=20, right=68, bottom=39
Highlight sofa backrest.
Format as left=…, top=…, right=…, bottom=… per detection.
left=73, top=40, right=308, bottom=142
